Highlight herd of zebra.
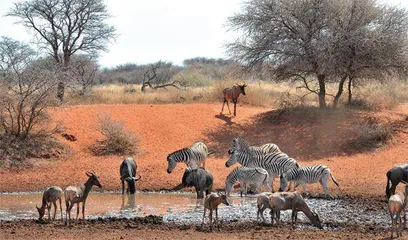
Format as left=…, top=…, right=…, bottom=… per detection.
left=166, top=137, right=339, bottom=198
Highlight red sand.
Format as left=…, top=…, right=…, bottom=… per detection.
left=1, top=103, right=408, bottom=198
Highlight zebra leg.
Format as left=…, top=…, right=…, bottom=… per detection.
left=52, top=201, right=57, bottom=220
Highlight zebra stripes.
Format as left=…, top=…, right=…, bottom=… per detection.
left=226, top=149, right=298, bottom=190
left=166, top=142, right=209, bottom=173
left=225, top=166, right=271, bottom=196
left=279, top=165, right=339, bottom=196
left=230, top=137, right=281, bottom=156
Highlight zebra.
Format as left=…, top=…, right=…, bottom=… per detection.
left=166, top=141, right=209, bottom=174
left=226, top=149, right=298, bottom=191
left=220, top=83, right=247, bottom=116
left=279, top=165, right=339, bottom=197
left=229, top=137, right=281, bottom=156
left=225, top=166, right=272, bottom=196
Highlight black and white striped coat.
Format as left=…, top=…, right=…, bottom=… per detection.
left=279, top=165, right=339, bottom=196
left=229, top=137, right=281, bottom=156
left=226, top=150, right=298, bottom=191
left=225, top=166, right=272, bottom=196
left=166, top=142, right=209, bottom=173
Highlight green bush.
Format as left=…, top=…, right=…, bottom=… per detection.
left=172, top=70, right=213, bottom=87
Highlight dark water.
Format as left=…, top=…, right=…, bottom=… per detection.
left=0, top=191, right=389, bottom=230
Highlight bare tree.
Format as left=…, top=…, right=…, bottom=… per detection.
left=0, top=37, right=58, bottom=139
left=68, top=54, right=99, bottom=96
left=7, top=0, right=116, bottom=101
left=140, top=61, right=183, bottom=92
left=227, top=0, right=408, bottom=109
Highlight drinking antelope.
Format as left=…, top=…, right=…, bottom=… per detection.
left=36, top=186, right=64, bottom=221
left=220, top=83, right=247, bottom=116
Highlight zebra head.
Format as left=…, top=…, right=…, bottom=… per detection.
left=225, top=149, right=239, bottom=167
left=279, top=173, right=289, bottom=192
left=167, top=154, right=177, bottom=174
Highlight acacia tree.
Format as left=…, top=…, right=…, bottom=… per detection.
left=7, top=0, right=116, bottom=101
left=227, top=0, right=408, bottom=109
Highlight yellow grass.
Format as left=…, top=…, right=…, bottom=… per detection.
left=65, top=78, right=408, bottom=110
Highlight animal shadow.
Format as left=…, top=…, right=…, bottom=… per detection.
left=214, top=114, right=233, bottom=125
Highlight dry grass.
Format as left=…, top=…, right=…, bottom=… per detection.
left=64, top=78, right=408, bottom=110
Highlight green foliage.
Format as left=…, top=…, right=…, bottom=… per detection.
left=172, top=70, right=213, bottom=87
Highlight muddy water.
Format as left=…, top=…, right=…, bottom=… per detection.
left=0, top=192, right=389, bottom=230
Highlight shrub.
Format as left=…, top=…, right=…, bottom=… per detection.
left=92, top=114, right=138, bottom=155
left=172, top=70, right=213, bottom=87
left=346, top=117, right=394, bottom=151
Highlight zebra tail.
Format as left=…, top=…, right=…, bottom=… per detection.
left=330, top=173, right=340, bottom=187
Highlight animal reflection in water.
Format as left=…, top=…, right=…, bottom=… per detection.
left=120, top=194, right=136, bottom=212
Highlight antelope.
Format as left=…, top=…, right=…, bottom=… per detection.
left=202, top=192, right=230, bottom=230
left=36, top=186, right=64, bottom=221
left=269, top=191, right=322, bottom=229
left=64, top=171, right=102, bottom=226
left=220, top=83, right=247, bottom=116
left=388, top=180, right=408, bottom=238
left=257, top=192, right=274, bottom=223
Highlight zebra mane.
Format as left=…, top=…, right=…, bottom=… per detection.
left=233, top=137, right=251, bottom=150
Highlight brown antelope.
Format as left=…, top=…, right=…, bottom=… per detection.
left=202, top=192, right=230, bottom=230
left=220, top=83, right=247, bottom=116
left=64, top=171, right=102, bottom=226
left=36, top=186, right=64, bottom=221
left=269, top=191, right=322, bottom=229
left=388, top=180, right=408, bottom=238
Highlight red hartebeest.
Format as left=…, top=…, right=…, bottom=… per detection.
left=220, top=83, right=247, bottom=116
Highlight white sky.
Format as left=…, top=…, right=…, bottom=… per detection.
left=0, top=0, right=407, bottom=68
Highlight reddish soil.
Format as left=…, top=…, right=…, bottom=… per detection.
left=1, top=103, right=408, bottom=239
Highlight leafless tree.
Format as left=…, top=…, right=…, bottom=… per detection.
left=140, top=61, right=183, bottom=92
left=227, top=0, right=408, bottom=109
left=0, top=37, right=57, bottom=139
left=7, top=0, right=116, bottom=101
left=68, top=54, right=99, bottom=96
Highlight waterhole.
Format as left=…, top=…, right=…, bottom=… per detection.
left=0, top=191, right=389, bottom=230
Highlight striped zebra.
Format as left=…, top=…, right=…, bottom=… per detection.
left=229, top=137, right=281, bottom=156
left=225, top=166, right=272, bottom=196
left=279, top=165, right=339, bottom=197
left=226, top=149, right=298, bottom=191
left=166, top=141, right=209, bottom=174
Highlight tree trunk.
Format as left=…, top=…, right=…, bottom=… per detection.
left=347, top=76, right=353, bottom=105
left=332, top=75, right=348, bottom=109
left=317, top=74, right=326, bottom=109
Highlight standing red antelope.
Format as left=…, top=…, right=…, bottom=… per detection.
left=64, top=171, right=102, bottom=226
left=201, top=192, right=230, bottom=230
left=220, top=83, right=247, bottom=116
